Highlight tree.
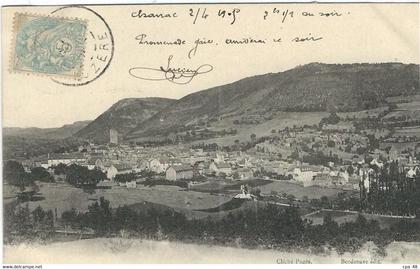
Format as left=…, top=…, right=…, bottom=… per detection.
left=114, top=172, right=136, bottom=183
left=347, top=165, right=355, bottom=175
left=290, top=149, right=299, bottom=160
left=53, top=163, right=67, bottom=175
left=65, top=164, right=105, bottom=187
left=32, top=206, right=54, bottom=239
left=327, top=140, right=336, bottom=148
left=320, top=196, right=330, bottom=208
left=320, top=112, right=340, bottom=126
left=367, top=134, right=380, bottom=150
left=323, top=213, right=339, bottom=236
left=14, top=205, right=33, bottom=238
left=114, top=205, right=140, bottom=233
left=62, top=208, right=80, bottom=228
left=31, top=167, right=54, bottom=182
left=4, top=160, right=30, bottom=188
left=88, top=168, right=107, bottom=184
left=85, top=197, right=113, bottom=235
left=251, top=188, right=261, bottom=197
left=32, top=206, right=46, bottom=223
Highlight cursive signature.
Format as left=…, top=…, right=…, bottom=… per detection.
left=129, top=55, right=213, bottom=85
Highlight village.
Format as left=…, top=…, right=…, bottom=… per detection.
left=2, top=101, right=419, bottom=240
left=18, top=117, right=420, bottom=203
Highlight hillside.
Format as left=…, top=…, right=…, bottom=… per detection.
left=74, top=97, right=174, bottom=143
left=126, top=63, right=420, bottom=141
left=3, top=120, right=91, bottom=140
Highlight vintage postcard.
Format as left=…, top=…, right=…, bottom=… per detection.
left=1, top=2, right=420, bottom=265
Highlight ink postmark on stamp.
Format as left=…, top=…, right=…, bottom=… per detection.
left=11, top=13, right=87, bottom=78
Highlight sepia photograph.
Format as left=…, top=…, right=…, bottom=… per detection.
left=1, top=2, right=419, bottom=265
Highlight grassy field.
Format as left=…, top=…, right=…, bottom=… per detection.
left=258, top=181, right=345, bottom=200
left=18, top=181, right=329, bottom=221
left=192, top=112, right=328, bottom=146
left=15, top=179, right=354, bottom=222
left=383, top=100, right=420, bottom=122
left=21, top=181, right=344, bottom=219
left=21, top=183, right=233, bottom=220
left=25, top=183, right=92, bottom=217
left=3, top=184, right=21, bottom=203
left=338, top=107, right=388, bottom=119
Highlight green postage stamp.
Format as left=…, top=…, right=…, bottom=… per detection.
left=11, top=13, right=87, bottom=78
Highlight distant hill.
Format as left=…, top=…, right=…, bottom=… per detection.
left=126, top=63, right=420, bottom=140
left=74, top=98, right=175, bottom=143
left=3, top=120, right=91, bottom=140
left=8, top=63, right=418, bottom=146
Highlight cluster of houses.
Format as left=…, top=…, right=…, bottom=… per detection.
left=25, top=147, right=257, bottom=184
left=20, top=129, right=420, bottom=192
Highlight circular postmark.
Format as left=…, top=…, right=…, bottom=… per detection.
left=50, top=6, right=114, bottom=86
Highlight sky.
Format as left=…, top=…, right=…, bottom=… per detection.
left=2, top=3, right=419, bottom=128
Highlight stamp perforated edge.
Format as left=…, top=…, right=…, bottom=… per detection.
left=9, top=12, right=88, bottom=79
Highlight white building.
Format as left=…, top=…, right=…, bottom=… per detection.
left=46, top=153, right=86, bottom=168
left=290, top=165, right=324, bottom=183
left=166, top=165, right=194, bottom=181
left=148, top=158, right=164, bottom=173
left=106, top=165, right=118, bottom=180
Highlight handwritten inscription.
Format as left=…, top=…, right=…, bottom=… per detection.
left=291, top=33, right=323, bottom=42
left=264, top=8, right=294, bottom=22
left=129, top=55, right=213, bottom=84
left=130, top=6, right=348, bottom=58
left=128, top=6, right=352, bottom=83
left=134, top=33, right=323, bottom=57
left=131, top=9, right=178, bottom=19
left=225, top=37, right=266, bottom=45
left=263, top=8, right=349, bottom=21
left=188, top=8, right=240, bottom=24
left=135, top=34, right=186, bottom=46
left=131, top=7, right=350, bottom=25
left=188, top=38, right=214, bottom=59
